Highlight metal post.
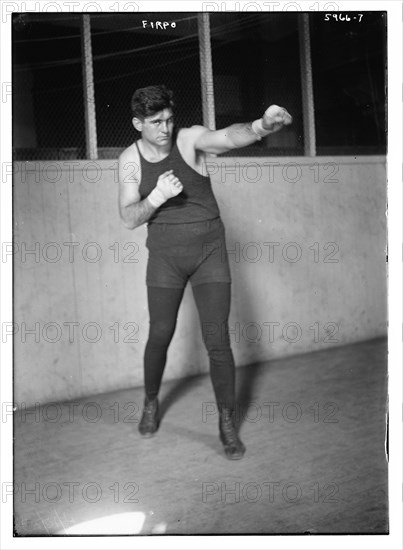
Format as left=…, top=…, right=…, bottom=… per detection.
left=81, top=14, right=97, bottom=160
left=298, top=13, right=316, bottom=157
left=198, top=13, right=216, bottom=130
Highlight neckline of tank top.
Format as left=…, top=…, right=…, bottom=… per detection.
left=135, top=138, right=210, bottom=180
left=135, top=139, right=175, bottom=165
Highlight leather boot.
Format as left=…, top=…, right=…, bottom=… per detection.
left=138, top=397, right=159, bottom=437
left=219, top=408, right=246, bottom=460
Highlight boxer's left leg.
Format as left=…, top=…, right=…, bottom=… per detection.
left=192, top=282, right=245, bottom=460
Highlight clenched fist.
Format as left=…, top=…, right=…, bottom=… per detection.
left=147, top=170, right=183, bottom=208
left=252, top=105, right=293, bottom=139
left=262, top=105, right=293, bottom=132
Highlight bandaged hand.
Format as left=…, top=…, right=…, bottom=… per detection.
left=252, top=105, right=293, bottom=139
left=147, top=170, right=183, bottom=208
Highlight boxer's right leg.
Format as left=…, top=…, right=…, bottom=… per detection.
left=139, top=286, right=184, bottom=437
left=144, top=286, right=184, bottom=399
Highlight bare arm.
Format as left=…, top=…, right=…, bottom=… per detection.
left=118, top=150, right=183, bottom=230
left=118, top=152, right=156, bottom=229
left=193, top=104, right=293, bottom=155
left=121, top=197, right=157, bottom=230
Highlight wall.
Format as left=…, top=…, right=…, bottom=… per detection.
left=12, top=157, right=387, bottom=407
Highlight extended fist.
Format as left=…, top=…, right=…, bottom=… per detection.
left=147, top=169, right=183, bottom=208
left=261, top=105, right=293, bottom=133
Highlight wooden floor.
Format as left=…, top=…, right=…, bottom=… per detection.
left=14, top=338, right=388, bottom=536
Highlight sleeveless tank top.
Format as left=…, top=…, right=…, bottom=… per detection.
left=137, top=139, right=220, bottom=224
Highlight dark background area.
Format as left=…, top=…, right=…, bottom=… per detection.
left=311, top=12, right=386, bottom=155
left=12, top=12, right=386, bottom=159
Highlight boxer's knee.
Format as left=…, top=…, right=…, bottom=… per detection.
left=148, top=319, right=176, bottom=348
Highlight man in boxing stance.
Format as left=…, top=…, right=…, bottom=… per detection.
left=119, top=85, right=292, bottom=459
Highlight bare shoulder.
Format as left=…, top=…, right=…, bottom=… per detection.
left=118, top=142, right=141, bottom=186
left=178, top=125, right=209, bottom=145
left=178, top=124, right=230, bottom=155
left=119, top=142, right=139, bottom=164
left=177, top=127, right=211, bottom=174
left=177, top=125, right=209, bottom=156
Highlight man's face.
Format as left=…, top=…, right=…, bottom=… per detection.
left=135, top=108, right=174, bottom=146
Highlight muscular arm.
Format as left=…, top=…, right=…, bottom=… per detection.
left=193, top=104, right=293, bottom=155
left=221, top=122, right=260, bottom=148
left=188, top=123, right=256, bottom=155
left=120, top=195, right=157, bottom=230
left=118, top=152, right=156, bottom=230
left=118, top=149, right=183, bottom=229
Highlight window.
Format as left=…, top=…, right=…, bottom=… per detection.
left=12, top=12, right=387, bottom=160
left=310, top=12, right=386, bottom=155
left=13, top=14, right=86, bottom=160
left=91, top=13, right=202, bottom=156
left=211, top=13, right=304, bottom=156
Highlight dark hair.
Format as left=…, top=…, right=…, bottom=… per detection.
left=131, top=85, right=174, bottom=119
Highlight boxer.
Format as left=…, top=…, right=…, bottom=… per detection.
left=119, top=85, right=292, bottom=459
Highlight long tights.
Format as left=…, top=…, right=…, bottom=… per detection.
left=144, top=282, right=235, bottom=411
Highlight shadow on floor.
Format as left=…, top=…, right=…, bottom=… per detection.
left=235, top=362, right=266, bottom=430
left=159, top=374, right=204, bottom=420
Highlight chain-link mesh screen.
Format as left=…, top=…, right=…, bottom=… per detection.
left=11, top=12, right=386, bottom=161
left=12, top=14, right=86, bottom=160
left=210, top=13, right=304, bottom=157
left=90, top=13, right=202, bottom=159
left=310, top=12, right=386, bottom=155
